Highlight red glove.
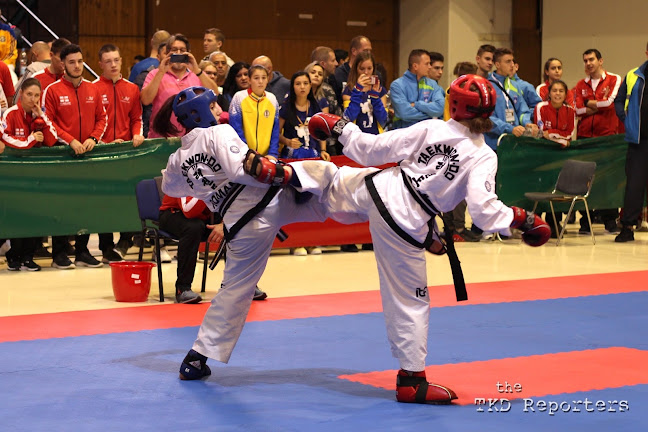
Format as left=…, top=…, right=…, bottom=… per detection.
left=308, top=113, right=349, bottom=140
left=510, top=206, right=551, bottom=247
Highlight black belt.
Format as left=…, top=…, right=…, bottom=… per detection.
left=209, top=186, right=285, bottom=270
left=365, top=170, right=467, bottom=302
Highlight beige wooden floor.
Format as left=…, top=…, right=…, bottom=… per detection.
left=1, top=222, right=646, bottom=317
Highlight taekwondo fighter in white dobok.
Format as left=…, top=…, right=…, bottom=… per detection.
left=156, top=87, right=362, bottom=385
left=246, top=74, right=551, bottom=404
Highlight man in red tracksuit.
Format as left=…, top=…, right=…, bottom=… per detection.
left=31, top=38, right=70, bottom=104
left=574, top=49, right=621, bottom=138
left=93, top=43, right=144, bottom=146
left=574, top=48, right=622, bottom=234
left=93, top=43, right=145, bottom=257
left=42, top=44, right=111, bottom=270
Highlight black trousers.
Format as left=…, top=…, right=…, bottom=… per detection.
left=51, top=233, right=114, bottom=257
left=159, top=209, right=206, bottom=292
left=442, top=200, right=467, bottom=232
left=621, top=141, right=648, bottom=227
left=6, top=237, right=39, bottom=262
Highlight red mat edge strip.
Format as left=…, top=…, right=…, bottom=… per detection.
left=0, top=270, right=646, bottom=343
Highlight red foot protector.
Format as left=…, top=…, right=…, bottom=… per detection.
left=339, top=347, right=648, bottom=406
left=396, top=370, right=457, bottom=404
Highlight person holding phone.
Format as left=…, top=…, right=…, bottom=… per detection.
left=342, top=50, right=388, bottom=135
left=141, top=33, right=221, bottom=138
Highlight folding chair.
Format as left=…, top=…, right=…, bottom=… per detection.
left=524, top=160, right=597, bottom=246
left=134, top=177, right=211, bottom=302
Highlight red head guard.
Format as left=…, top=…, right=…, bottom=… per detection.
left=449, top=74, right=496, bottom=121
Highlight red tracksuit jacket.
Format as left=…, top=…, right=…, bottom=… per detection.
left=93, top=76, right=143, bottom=142
left=32, top=68, right=63, bottom=103
left=574, top=71, right=621, bottom=138
left=1, top=101, right=58, bottom=148
left=534, top=101, right=576, bottom=146
left=536, top=81, right=576, bottom=108
left=42, top=78, right=107, bottom=145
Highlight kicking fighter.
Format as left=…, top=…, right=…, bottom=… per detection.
left=246, top=74, right=551, bottom=404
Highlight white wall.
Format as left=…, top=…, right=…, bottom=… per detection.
left=398, top=0, right=449, bottom=76
left=400, top=0, right=511, bottom=89
left=543, top=0, right=647, bottom=88
left=448, top=0, right=511, bottom=88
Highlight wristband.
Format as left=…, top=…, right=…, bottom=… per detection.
left=195, top=70, right=203, bottom=77
left=89, top=136, right=98, bottom=144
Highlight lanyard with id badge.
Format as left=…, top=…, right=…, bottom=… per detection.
left=493, top=78, right=517, bottom=125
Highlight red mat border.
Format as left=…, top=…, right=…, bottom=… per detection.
left=0, top=270, right=645, bottom=342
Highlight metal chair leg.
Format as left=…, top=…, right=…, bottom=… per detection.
left=154, top=232, right=164, bottom=302
left=582, top=198, right=596, bottom=245
left=549, top=201, right=561, bottom=245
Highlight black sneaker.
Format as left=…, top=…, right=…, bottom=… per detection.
left=253, top=286, right=267, bottom=300
left=52, top=253, right=75, bottom=269
left=340, top=244, right=359, bottom=252
left=21, top=259, right=41, bottom=271
left=102, top=248, right=123, bottom=263
left=7, top=259, right=21, bottom=271
left=115, top=239, right=132, bottom=258
left=604, top=220, right=620, bottom=234
left=456, top=229, right=481, bottom=242
left=615, top=227, right=634, bottom=243
left=176, top=290, right=202, bottom=304
left=64, top=242, right=75, bottom=256
left=74, top=251, right=103, bottom=268
left=33, top=245, right=52, bottom=258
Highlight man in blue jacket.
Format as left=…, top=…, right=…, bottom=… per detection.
left=613, top=43, right=648, bottom=242
left=484, top=48, right=536, bottom=150
left=390, top=49, right=445, bottom=129
left=513, top=62, right=542, bottom=110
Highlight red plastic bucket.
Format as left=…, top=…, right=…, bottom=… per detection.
left=109, top=262, right=156, bottom=302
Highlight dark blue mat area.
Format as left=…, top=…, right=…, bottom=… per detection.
left=0, top=292, right=646, bottom=431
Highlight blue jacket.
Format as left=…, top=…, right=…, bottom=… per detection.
left=484, top=72, right=533, bottom=149
left=513, top=73, right=542, bottom=110
left=390, top=70, right=445, bottom=128
left=614, top=60, right=647, bottom=144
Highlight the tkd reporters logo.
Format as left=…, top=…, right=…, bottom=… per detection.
left=475, top=381, right=629, bottom=415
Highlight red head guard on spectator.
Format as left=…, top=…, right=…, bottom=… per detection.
left=449, top=74, right=496, bottom=121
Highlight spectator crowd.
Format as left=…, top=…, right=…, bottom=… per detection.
left=1, top=29, right=646, bottom=292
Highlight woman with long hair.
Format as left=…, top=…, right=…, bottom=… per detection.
left=536, top=58, right=575, bottom=107
left=1, top=78, right=58, bottom=272
left=342, top=50, right=388, bottom=135
left=278, top=71, right=330, bottom=161
left=535, top=80, right=576, bottom=148
left=219, top=61, right=250, bottom=111
left=304, top=62, right=329, bottom=113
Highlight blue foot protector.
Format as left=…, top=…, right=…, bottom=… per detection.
left=179, top=349, right=212, bottom=380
